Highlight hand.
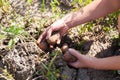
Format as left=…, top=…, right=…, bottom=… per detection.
left=37, top=19, right=69, bottom=48
left=68, top=48, right=94, bottom=68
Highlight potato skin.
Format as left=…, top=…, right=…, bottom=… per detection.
left=38, top=33, right=60, bottom=51
left=47, top=33, right=60, bottom=45
left=61, top=43, right=68, bottom=53
left=39, top=41, right=48, bottom=50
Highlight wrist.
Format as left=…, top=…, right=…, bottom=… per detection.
left=63, top=21, right=70, bottom=30
left=84, top=56, right=99, bottom=69
left=62, top=14, right=74, bottom=28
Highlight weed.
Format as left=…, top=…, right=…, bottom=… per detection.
left=3, top=25, right=26, bottom=49
left=50, top=0, right=60, bottom=13
left=0, top=0, right=10, bottom=12
left=0, top=68, right=14, bottom=80
left=27, top=0, right=33, bottom=5
left=41, top=49, right=60, bottom=80
left=41, top=0, right=45, bottom=12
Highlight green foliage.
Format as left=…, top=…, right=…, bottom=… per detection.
left=103, top=26, right=111, bottom=32
left=0, top=68, right=14, bottom=80
left=0, top=0, right=8, bottom=7
left=5, top=26, right=24, bottom=35
left=41, top=0, right=45, bottom=11
left=105, top=11, right=120, bottom=26
left=41, top=50, right=60, bottom=80
left=78, top=22, right=94, bottom=34
left=0, top=34, right=6, bottom=39
left=50, top=0, right=60, bottom=13
left=72, top=0, right=92, bottom=6
left=3, top=26, right=25, bottom=49
left=27, top=0, right=33, bottom=5
left=0, top=0, right=10, bottom=12
left=0, top=0, right=3, bottom=7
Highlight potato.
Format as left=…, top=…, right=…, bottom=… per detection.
left=47, top=33, right=60, bottom=45
left=63, top=50, right=77, bottom=62
left=39, top=41, right=48, bottom=50
left=61, top=43, right=68, bottom=53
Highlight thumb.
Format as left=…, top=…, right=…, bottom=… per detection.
left=46, top=29, right=52, bottom=39
left=68, top=48, right=82, bottom=60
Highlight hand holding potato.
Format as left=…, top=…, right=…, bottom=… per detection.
left=37, top=19, right=69, bottom=50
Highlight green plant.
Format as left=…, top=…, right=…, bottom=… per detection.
left=78, top=22, right=94, bottom=34
left=50, top=0, right=60, bottom=13
left=41, top=50, right=60, bottom=80
left=27, top=0, right=33, bottom=5
left=41, top=0, right=45, bottom=12
left=72, top=0, right=92, bottom=6
left=0, top=0, right=10, bottom=12
left=0, top=68, right=14, bottom=80
left=3, top=25, right=26, bottom=49
left=0, top=0, right=3, bottom=7
left=0, top=0, right=9, bottom=7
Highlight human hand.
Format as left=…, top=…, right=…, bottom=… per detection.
left=67, top=48, right=94, bottom=68
left=37, top=19, right=69, bottom=49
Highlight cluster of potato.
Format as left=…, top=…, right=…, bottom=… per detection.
left=38, top=33, right=77, bottom=62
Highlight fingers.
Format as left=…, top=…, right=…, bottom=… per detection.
left=69, top=61, right=80, bottom=68
left=50, top=44, right=54, bottom=48
left=57, top=35, right=61, bottom=44
left=37, top=26, right=53, bottom=43
left=57, top=27, right=68, bottom=45
left=67, top=49, right=84, bottom=68
left=46, top=28, right=52, bottom=39
left=37, top=31, right=46, bottom=44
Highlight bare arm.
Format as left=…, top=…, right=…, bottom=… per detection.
left=63, top=0, right=120, bottom=28
left=89, top=56, right=120, bottom=70
left=69, top=49, right=120, bottom=70
left=37, top=0, right=120, bottom=48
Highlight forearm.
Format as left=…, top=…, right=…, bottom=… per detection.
left=63, top=0, right=120, bottom=28
left=89, top=56, right=120, bottom=70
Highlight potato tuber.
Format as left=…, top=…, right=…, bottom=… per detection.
left=39, top=41, right=48, bottom=50
left=38, top=33, right=60, bottom=51
left=62, top=44, right=77, bottom=62
left=47, top=33, right=60, bottom=45
left=61, top=43, right=68, bottom=53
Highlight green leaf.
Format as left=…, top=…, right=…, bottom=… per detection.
left=0, top=0, right=3, bottom=7
left=41, top=0, right=45, bottom=11
left=27, top=0, right=32, bottom=4
left=0, top=34, right=6, bottom=39
left=13, top=37, right=19, bottom=44
left=8, top=39, right=13, bottom=49
left=8, top=37, right=19, bottom=49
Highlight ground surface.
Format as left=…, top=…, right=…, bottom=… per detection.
left=0, top=0, right=120, bottom=80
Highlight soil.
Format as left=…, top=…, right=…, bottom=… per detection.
left=0, top=0, right=120, bottom=80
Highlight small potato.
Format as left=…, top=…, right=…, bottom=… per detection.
left=63, top=50, right=77, bottom=62
left=47, top=33, right=60, bottom=45
left=61, top=43, right=68, bottom=53
left=39, top=41, right=48, bottom=50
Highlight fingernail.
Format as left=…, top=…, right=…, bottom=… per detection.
left=68, top=48, right=72, bottom=51
left=57, top=40, right=60, bottom=44
left=50, top=45, right=53, bottom=48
